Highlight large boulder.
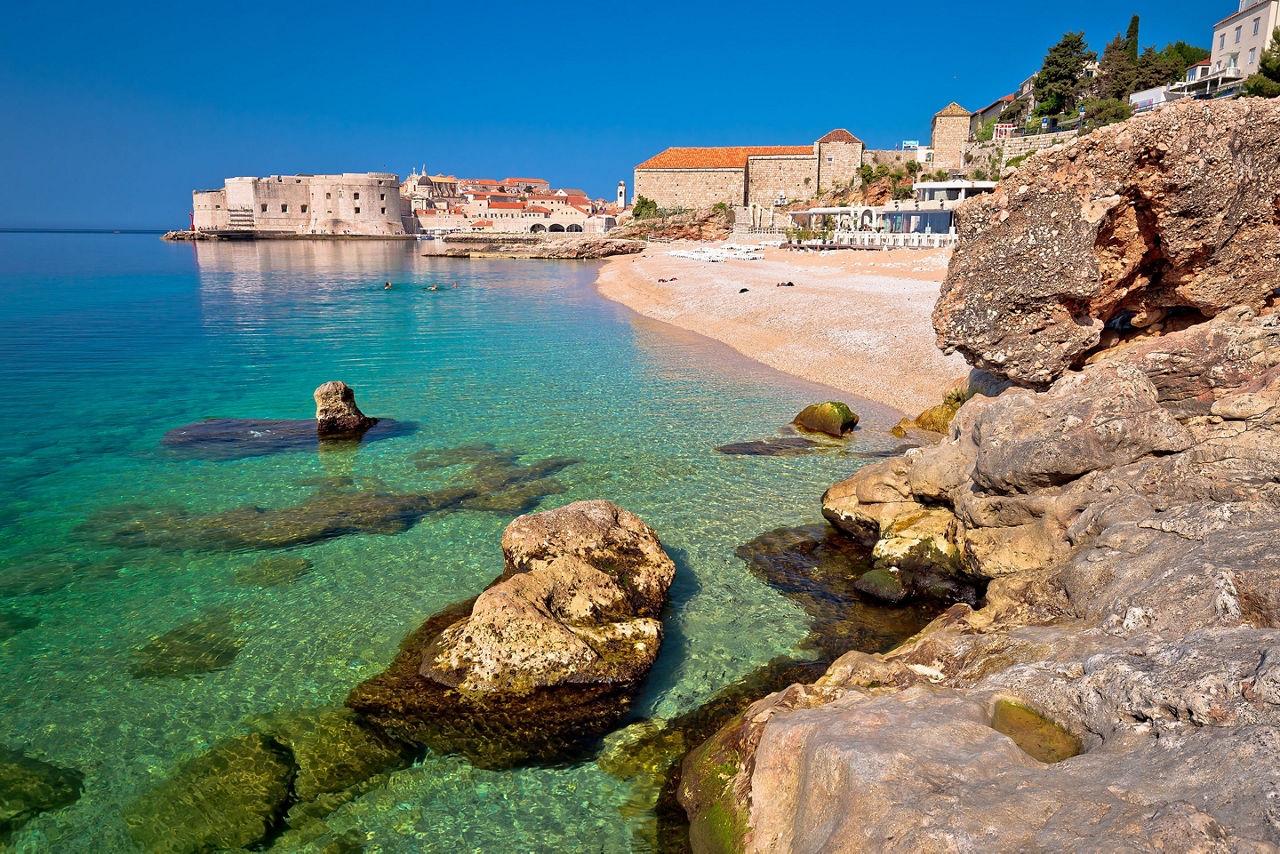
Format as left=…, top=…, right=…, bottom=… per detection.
left=348, top=500, right=675, bottom=767
left=0, top=748, right=82, bottom=846
left=313, top=381, right=377, bottom=436
left=792, top=402, right=859, bottom=437
left=935, top=98, right=1280, bottom=387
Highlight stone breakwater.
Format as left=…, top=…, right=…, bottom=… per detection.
left=678, top=97, right=1280, bottom=852
left=434, top=234, right=646, bottom=260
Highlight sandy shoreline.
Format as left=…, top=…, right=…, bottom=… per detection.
left=594, top=241, right=967, bottom=415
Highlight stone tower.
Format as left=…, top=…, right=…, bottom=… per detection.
left=618, top=180, right=627, bottom=208
left=931, top=103, right=972, bottom=169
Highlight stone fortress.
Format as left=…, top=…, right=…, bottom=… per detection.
left=193, top=174, right=406, bottom=236
left=190, top=172, right=621, bottom=238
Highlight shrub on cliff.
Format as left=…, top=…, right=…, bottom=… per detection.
left=632, top=195, right=658, bottom=219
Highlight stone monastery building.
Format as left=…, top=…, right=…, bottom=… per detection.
left=633, top=129, right=864, bottom=209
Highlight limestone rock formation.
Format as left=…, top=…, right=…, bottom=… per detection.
left=680, top=100, right=1280, bottom=852
left=791, top=402, right=858, bottom=437
left=348, top=500, right=675, bottom=767
left=935, top=98, right=1280, bottom=387
left=438, top=234, right=646, bottom=259
left=313, top=381, right=376, bottom=436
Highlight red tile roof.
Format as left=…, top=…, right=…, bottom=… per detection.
left=489, top=202, right=525, bottom=209
left=636, top=145, right=812, bottom=169
left=471, top=219, right=494, bottom=227
left=527, top=205, right=552, bottom=214
left=816, top=128, right=863, bottom=144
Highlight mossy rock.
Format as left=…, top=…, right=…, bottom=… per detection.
left=792, top=402, right=859, bottom=437
left=258, top=708, right=411, bottom=801
left=0, top=747, right=83, bottom=846
left=129, top=611, right=243, bottom=679
left=853, top=568, right=908, bottom=604
left=124, top=734, right=294, bottom=854
left=913, top=401, right=961, bottom=434
left=234, top=556, right=314, bottom=587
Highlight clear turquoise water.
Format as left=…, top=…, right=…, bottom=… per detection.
left=0, top=234, right=899, bottom=852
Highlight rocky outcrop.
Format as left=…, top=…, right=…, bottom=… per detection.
left=935, top=98, right=1280, bottom=387
left=438, top=234, right=646, bottom=259
left=791, top=402, right=858, bottom=437
left=609, top=207, right=733, bottom=242
left=347, top=500, right=675, bottom=767
left=313, top=381, right=376, bottom=436
left=680, top=99, right=1280, bottom=852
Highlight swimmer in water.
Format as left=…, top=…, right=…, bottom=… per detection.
left=384, top=282, right=391, bottom=289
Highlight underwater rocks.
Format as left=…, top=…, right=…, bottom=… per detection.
left=935, top=98, right=1280, bottom=387
left=347, top=500, right=675, bottom=768
left=233, top=555, right=314, bottom=587
left=161, top=417, right=410, bottom=462
left=86, top=447, right=579, bottom=552
left=124, top=708, right=411, bottom=854
left=0, top=610, right=38, bottom=641
left=129, top=611, right=243, bottom=678
left=0, top=747, right=83, bottom=845
left=791, top=401, right=858, bottom=437
left=314, top=381, right=377, bottom=437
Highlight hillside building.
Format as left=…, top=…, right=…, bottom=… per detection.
left=633, top=129, right=864, bottom=210
left=1170, top=0, right=1278, bottom=98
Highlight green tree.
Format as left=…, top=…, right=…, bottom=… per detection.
left=1096, top=31, right=1137, bottom=100
left=1133, top=45, right=1181, bottom=91
left=1162, top=40, right=1210, bottom=71
left=974, top=117, right=998, bottom=141
left=1079, top=97, right=1132, bottom=132
left=904, top=159, right=922, bottom=176
left=632, top=195, right=658, bottom=219
left=1034, top=32, right=1097, bottom=116
left=1124, top=15, right=1140, bottom=61
left=997, top=97, right=1028, bottom=124
left=1244, top=28, right=1280, bottom=96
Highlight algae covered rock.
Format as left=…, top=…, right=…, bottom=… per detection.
left=263, top=708, right=410, bottom=801
left=129, top=611, right=243, bottom=679
left=124, top=734, right=293, bottom=853
left=0, top=747, right=83, bottom=845
left=792, top=401, right=858, bottom=437
left=347, top=500, right=675, bottom=767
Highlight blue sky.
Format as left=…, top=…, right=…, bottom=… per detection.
left=0, top=0, right=1218, bottom=228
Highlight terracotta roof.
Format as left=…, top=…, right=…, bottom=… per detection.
left=1215, top=0, right=1270, bottom=26
left=504, top=177, right=547, bottom=184
left=557, top=189, right=587, bottom=197
left=489, top=202, right=525, bottom=209
left=471, top=219, right=494, bottom=227
left=1188, top=59, right=1211, bottom=68
left=933, top=102, right=972, bottom=118
left=527, top=205, right=552, bottom=213
left=816, top=128, right=863, bottom=144
left=636, top=145, right=812, bottom=170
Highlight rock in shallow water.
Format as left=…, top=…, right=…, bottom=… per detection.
left=314, top=381, right=377, bottom=437
left=792, top=401, right=858, bottom=437
left=129, top=611, right=243, bottom=679
left=0, top=747, right=83, bottom=845
left=161, top=416, right=410, bottom=461
left=347, top=500, right=675, bottom=768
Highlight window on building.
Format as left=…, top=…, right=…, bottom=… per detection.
left=826, top=157, right=833, bottom=163
left=261, top=204, right=267, bottom=212
left=281, top=204, right=288, bottom=212
left=301, top=204, right=308, bottom=213
left=326, top=192, right=331, bottom=199
left=354, top=207, right=360, bottom=214
left=1235, top=25, right=1242, bottom=42
left=1255, top=17, right=1262, bottom=35
left=1251, top=47, right=1258, bottom=64
left=354, top=192, right=360, bottom=200
left=381, top=207, right=386, bottom=214
left=1221, top=33, right=1226, bottom=48
left=380, top=193, right=385, bottom=200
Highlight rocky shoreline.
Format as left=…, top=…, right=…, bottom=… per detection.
left=431, top=233, right=647, bottom=259
left=677, top=98, right=1280, bottom=851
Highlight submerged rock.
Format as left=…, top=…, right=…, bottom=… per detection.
left=87, top=446, right=579, bottom=552
left=792, top=401, right=858, bottom=437
left=314, top=381, right=377, bottom=437
left=161, top=417, right=410, bottom=462
left=347, top=500, right=675, bottom=768
left=0, top=610, right=38, bottom=641
left=0, top=747, right=83, bottom=845
left=129, top=612, right=243, bottom=678
left=124, top=734, right=293, bottom=853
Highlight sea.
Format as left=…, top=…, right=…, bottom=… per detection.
left=0, top=233, right=906, bottom=852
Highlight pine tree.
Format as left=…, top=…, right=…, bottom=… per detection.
left=1244, top=28, right=1280, bottom=97
left=1097, top=31, right=1137, bottom=100
left=1033, top=32, right=1097, bottom=116
left=1133, top=45, right=1181, bottom=91
left=1125, top=15, right=1141, bottom=61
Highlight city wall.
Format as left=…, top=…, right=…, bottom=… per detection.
left=633, top=168, right=746, bottom=209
